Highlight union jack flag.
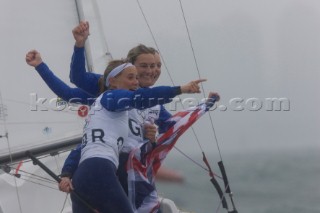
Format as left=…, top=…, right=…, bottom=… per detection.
left=127, top=96, right=217, bottom=213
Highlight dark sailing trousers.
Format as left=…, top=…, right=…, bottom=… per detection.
left=71, top=157, right=133, bottom=213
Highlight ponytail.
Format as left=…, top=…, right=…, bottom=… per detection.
left=98, top=76, right=107, bottom=95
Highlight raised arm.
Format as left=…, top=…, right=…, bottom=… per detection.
left=70, top=21, right=101, bottom=97
left=26, top=50, right=94, bottom=105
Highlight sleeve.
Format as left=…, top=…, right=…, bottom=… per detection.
left=100, top=86, right=182, bottom=111
left=35, top=62, right=95, bottom=105
left=155, top=105, right=176, bottom=134
left=69, top=46, right=102, bottom=96
left=60, top=144, right=81, bottom=178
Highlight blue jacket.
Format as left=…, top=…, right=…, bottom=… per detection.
left=34, top=53, right=176, bottom=177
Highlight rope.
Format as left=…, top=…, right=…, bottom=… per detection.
left=60, top=194, right=70, bottom=213
left=54, top=155, right=62, bottom=175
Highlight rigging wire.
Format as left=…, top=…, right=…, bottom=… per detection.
left=173, top=146, right=222, bottom=179
left=1, top=147, right=76, bottom=186
left=0, top=92, right=23, bottom=213
left=135, top=2, right=237, bottom=212
left=135, top=0, right=175, bottom=86
left=173, top=146, right=208, bottom=171
left=92, top=0, right=112, bottom=59
left=54, top=155, right=62, bottom=174
left=53, top=154, right=72, bottom=213
left=177, top=0, right=224, bottom=162
left=135, top=0, right=207, bottom=162
left=4, top=165, right=58, bottom=185
left=177, top=2, right=238, bottom=213
left=6, top=173, right=58, bottom=191
left=60, top=194, right=70, bottom=213
left=15, top=171, right=56, bottom=185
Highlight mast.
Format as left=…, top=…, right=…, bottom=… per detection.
left=74, top=0, right=113, bottom=73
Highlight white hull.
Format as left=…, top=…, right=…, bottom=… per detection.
left=159, top=198, right=189, bottom=213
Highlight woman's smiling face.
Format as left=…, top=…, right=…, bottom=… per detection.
left=112, top=66, right=139, bottom=91
left=133, top=53, right=155, bottom=87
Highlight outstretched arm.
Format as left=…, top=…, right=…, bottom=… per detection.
left=70, top=21, right=101, bottom=97
left=26, top=50, right=94, bottom=105
left=101, top=79, right=207, bottom=111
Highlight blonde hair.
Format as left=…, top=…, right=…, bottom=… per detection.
left=148, top=46, right=159, bottom=54
left=126, top=44, right=154, bottom=64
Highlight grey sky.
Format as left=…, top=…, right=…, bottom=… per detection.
left=96, top=0, right=320, bottom=153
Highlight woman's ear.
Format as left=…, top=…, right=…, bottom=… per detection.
left=109, top=77, right=116, bottom=88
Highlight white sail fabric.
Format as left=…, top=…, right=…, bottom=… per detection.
left=0, top=0, right=80, bottom=212
left=0, top=0, right=82, bottom=156
left=0, top=0, right=110, bottom=212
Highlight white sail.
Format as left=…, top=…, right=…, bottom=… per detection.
left=0, top=0, right=108, bottom=212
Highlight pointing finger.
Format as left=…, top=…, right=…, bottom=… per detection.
left=194, top=79, right=207, bottom=84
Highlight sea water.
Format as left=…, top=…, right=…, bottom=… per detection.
left=156, top=147, right=320, bottom=213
